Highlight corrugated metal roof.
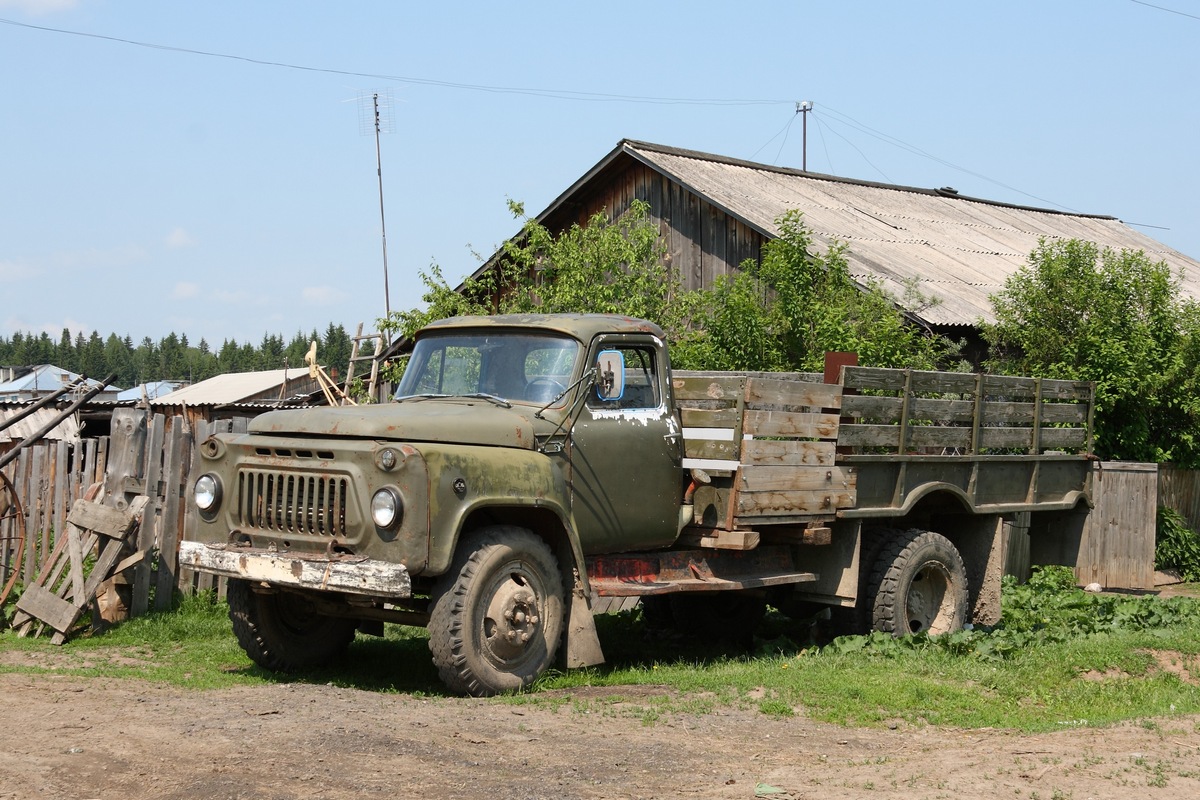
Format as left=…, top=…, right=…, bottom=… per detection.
left=613, top=141, right=1200, bottom=326
left=0, top=364, right=118, bottom=401
left=116, top=381, right=185, bottom=403
left=149, top=369, right=310, bottom=407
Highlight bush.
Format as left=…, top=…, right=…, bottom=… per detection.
left=1156, top=506, right=1200, bottom=581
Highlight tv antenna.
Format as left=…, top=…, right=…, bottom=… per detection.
left=358, top=90, right=395, bottom=321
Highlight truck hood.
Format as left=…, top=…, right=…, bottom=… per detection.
left=249, top=400, right=537, bottom=449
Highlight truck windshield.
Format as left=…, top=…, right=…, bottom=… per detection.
left=395, top=331, right=581, bottom=406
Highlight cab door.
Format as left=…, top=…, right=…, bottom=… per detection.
left=567, top=334, right=683, bottom=554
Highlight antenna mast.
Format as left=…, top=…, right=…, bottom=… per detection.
left=359, top=90, right=395, bottom=322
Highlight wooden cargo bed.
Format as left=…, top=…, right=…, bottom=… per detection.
left=673, top=366, right=1094, bottom=533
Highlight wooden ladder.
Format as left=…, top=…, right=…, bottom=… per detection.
left=344, top=323, right=386, bottom=404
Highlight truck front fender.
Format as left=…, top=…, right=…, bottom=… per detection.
left=420, top=445, right=585, bottom=590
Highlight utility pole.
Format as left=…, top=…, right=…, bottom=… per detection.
left=796, top=101, right=813, bottom=171
left=359, top=90, right=395, bottom=323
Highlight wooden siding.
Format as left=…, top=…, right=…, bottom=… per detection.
left=1076, top=462, right=1157, bottom=590
left=545, top=161, right=766, bottom=292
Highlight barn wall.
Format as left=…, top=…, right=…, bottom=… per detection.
left=545, top=161, right=767, bottom=292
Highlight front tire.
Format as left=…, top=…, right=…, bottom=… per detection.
left=227, top=580, right=357, bottom=672
left=428, top=526, right=565, bottom=696
left=866, top=529, right=968, bottom=636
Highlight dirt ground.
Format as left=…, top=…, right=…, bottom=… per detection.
left=0, top=666, right=1197, bottom=800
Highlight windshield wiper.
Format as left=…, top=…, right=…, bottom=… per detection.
left=394, top=393, right=451, bottom=402
left=395, top=392, right=511, bottom=408
left=461, top=393, right=512, bottom=408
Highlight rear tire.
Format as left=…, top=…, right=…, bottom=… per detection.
left=866, top=529, right=968, bottom=636
left=227, top=580, right=357, bottom=672
left=428, top=526, right=565, bottom=696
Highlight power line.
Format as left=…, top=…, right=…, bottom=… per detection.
left=1129, top=0, right=1200, bottom=22
left=0, top=17, right=784, bottom=107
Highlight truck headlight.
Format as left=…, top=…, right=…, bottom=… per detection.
left=194, top=474, right=222, bottom=512
left=371, top=488, right=403, bottom=529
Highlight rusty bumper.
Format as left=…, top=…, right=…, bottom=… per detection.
left=178, top=541, right=412, bottom=599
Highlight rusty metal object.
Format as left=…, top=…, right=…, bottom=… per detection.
left=0, top=471, right=26, bottom=609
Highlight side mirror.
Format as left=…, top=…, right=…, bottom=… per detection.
left=594, top=350, right=625, bottom=401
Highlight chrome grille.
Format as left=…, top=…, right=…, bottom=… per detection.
left=237, top=469, right=348, bottom=536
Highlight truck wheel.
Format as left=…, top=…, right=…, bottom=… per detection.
left=866, top=529, right=968, bottom=636
left=227, top=580, right=357, bottom=672
left=428, top=526, right=565, bottom=696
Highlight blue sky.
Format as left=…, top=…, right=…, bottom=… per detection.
left=2, top=0, right=1197, bottom=348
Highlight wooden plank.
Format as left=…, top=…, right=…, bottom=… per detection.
left=980, top=374, right=1039, bottom=398
left=745, top=377, right=842, bottom=411
left=838, top=424, right=902, bottom=449
left=740, top=439, right=835, bottom=467
left=671, top=374, right=745, bottom=401
left=841, top=394, right=903, bottom=422
left=67, top=500, right=139, bottom=539
left=65, top=524, right=86, bottom=603
left=736, top=488, right=857, bottom=516
left=677, top=527, right=761, bottom=550
left=155, top=419, right=187, bottom=611
left=133, top=414, right=167, bottom=616
left=51, top=441, right=66, bottom=559
left=680, top=406, right=741, bottom=429
left=744, top=409, right=840, bottom=439
left=30, top=447, right=46, bottom=575
left=14, top=583, right=79, bottom=634
left=104, top=409, right=148, bottom=503
left=682, top=437, right=740, bottom=462
left=1039, top=428, right=1089, bottom=451
left=739, top=465, right=857, bottom=493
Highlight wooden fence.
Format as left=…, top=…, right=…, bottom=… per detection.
left=1, top=409, right=248, bottom=617
left=1160, top=464, right=1200, bottom=535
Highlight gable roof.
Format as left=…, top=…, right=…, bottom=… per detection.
left=0, top=365, right=118, bottom=401
left=532, top=140, right=1200, bottom=327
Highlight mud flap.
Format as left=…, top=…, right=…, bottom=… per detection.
left=564, top=580, right=605, bottom=668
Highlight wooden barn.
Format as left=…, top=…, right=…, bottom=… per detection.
left=464, top=139, right=1200, bottom=342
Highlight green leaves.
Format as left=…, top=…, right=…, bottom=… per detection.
left=1156, top=506, right=1200, bottom=581
left=984, top=239, right=1200, bottom=466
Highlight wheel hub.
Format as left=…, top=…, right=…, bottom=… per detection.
left=483, top=575, right=542, bottom=663
left=905, top=562, right=952, bottom=634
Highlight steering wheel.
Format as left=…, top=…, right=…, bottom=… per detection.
left=525, top=378, right=566, bottom=402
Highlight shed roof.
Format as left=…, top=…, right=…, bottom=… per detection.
left=149, top=369, right=310, bottom=407
left=0, top=406, right=80, bottom=444
left=537, top=140, right=1200, bottom=327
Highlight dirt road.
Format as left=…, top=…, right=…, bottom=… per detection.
left=1, top=670, right=1198, bottom=800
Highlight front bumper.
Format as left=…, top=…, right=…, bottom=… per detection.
left=178, top=541, right=412, bottom=599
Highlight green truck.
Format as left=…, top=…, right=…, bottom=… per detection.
left=180, top=314, right=1095, bottom=695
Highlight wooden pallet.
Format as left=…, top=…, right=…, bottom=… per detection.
left=12, top=495, right=148, bottom=644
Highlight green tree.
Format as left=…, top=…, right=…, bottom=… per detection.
left=983, top=238, right=1200, bottom=466
left=673, top=211, right=956, bottom=372
left=103, top=333, right=135, bottom=386
left=384, top=199, right=681, bottom=341
left=56, top=329, right=76, bottom=372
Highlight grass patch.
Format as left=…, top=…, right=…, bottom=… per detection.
left=2, top=572, right=1199, bottom=732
